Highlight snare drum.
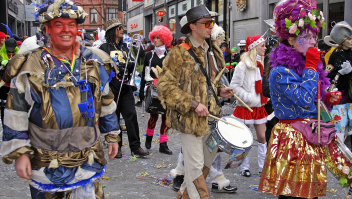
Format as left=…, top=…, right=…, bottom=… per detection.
left=206, top=116, right=253, bottom=168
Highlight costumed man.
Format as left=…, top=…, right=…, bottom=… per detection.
left=100, top=18, right=149, bottom=158
left=0, top=0, right=120, bottom=198
left=170, top=16, right=237, bottom=194
left=157, top=5, right=234, bottom=198
left=0, top=38, right=19, bottom=126
left=258, top=0, right=343, bottom=198
left=323, top=21, right=352, bottom=138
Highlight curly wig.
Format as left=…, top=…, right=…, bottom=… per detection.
left=149, top=25, right=173, bottom=47
left=274, top=0, right=322, bottom=39
left=0, top=32, right=6, bottom=39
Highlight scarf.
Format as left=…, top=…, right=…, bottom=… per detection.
left=255, top=58, right=267, bottom=105
left=154, top=45, right=166, bottom=58
left=270, top=43, right=330, bottom=104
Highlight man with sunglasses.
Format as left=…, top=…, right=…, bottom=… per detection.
left=157, top=5, right=234, bottom=199
left=100, top=18, right=149, bottom=158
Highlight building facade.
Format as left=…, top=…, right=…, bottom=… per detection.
left=0, top=0, right=29, bottom=37
left=126, top=0, right=144, bottom=37
left=229, top=0, right=352, bottom=49
left=75, top=0, right=121, bottom=34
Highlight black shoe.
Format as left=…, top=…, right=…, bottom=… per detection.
left=159, top=142, right=173, bottom=155
left=131, top=147, right=149, bottom=157
left=115, top=146, right=122, bottom=159
left=145, top=135, right=153, bottom=149
left=211, top=183, right=237, bottom=193
left=173, top=175, right=184, bottom=192
left=241, top=170, right=251, bottom=177
left=135, top=100, right=142, bottom=107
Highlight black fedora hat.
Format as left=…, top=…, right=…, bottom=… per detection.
left=181, top=5, right=217, bottom=34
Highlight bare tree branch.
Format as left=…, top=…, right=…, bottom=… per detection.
left=90, top=0, right=105, bottom=23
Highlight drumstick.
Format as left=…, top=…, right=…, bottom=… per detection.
left=221, top=85, right=253, bottom=112
left=317, top=81, right=321, bottom=144
left=208, top=114, right=243, bottom=129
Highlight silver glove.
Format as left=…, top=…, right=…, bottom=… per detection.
left=338, top=61, right=352, bottom=75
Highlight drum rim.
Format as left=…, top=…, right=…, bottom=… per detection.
left=215, top=116, right=254, bottom=149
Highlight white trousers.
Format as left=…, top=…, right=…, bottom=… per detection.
left=240, top=142, right=267, bottom=173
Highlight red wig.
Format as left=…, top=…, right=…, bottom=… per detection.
left=149, top=25, right=173, bottom=47
left=0, top=32, right=6, bottom=39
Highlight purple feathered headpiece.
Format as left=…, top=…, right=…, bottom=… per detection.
left=274, top=0, right=326, bottom=39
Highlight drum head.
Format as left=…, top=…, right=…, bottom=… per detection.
left=217, top=116, right=253, bottom=148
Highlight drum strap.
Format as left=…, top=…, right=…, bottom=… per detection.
left=185, top=46, right=220, bottom=105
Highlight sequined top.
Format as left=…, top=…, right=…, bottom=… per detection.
left=269, top=66, right=318, bottom=120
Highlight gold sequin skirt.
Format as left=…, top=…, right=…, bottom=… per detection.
left=258, top=123, right=327, bottom=198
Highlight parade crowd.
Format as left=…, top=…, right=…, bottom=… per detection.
left=1, top=0, right=352, bottom=198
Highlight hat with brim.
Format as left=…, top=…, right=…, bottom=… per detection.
left=105, top=18, right=122, bottom=32
left=237, top=40, right=246, bottom=46
left=181, top=5, right=217, bottom=34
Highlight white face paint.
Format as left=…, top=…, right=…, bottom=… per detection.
left=343, top=37, right=352, bottom=50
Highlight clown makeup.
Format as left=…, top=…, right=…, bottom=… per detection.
left=45, top=18, right=78, bottom=52
left=342, top=37, right=352, bottom=50
left=293, top=30, right=317, bottom=56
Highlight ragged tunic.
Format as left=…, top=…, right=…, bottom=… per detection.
left=0, top=45, right=120, bottom=192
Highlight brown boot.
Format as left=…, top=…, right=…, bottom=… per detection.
left=193, top=175, right=209, bottom=199
left=202, top=166, right=210, bottom=178
left=177, top=188, right=190, bottom=199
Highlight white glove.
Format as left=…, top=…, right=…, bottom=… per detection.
left=338, top=61, right=352, bottom=75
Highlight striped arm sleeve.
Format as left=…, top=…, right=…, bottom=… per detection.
left=99, top=83, right=120, bottom=143
left=1, top=78, right=33, bottom=164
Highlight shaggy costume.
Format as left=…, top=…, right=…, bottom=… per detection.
left=157, top=32, right=226, bottom=198
left=1, top=45, right=120, bottom=198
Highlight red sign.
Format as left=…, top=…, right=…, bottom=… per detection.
left=130, top=24, right=138, bottom=29
left=156, top=11, right=166, bottom=17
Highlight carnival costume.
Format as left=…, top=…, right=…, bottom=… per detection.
left=157, top=5, right=235, bottom=198
left=324, top=21, right=352, bottom=136
left=140, top=25, right=173, bottom=155
left=169, top=17, right=236, bottom=194
left=0, top=1, right=120, bottom=198
left=100, top=18, right=149, bottom=158
left=258, top=0, right=342, bottom=198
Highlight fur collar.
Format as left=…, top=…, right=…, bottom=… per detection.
left=270, top=43, right=330, bottom=102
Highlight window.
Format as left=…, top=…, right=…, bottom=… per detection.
left=106, top=8, right=118, bottom=21
left=90, top=8, right=97, bottom=24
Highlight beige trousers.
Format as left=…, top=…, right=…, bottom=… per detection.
left=179, top=133, right=218, bottom=199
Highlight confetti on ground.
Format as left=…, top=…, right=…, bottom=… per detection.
left=327, top=189, right=337, bottom=193
left=102, top=185, right=106, bottom=188
left=250, top=187, right=258, bottom=191
left=102, top=176, right=109, bottom=180
left=249, top=185, right=258, bottom=188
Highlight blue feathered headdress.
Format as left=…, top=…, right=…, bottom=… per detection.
left=1, top=23, right=13, bottom=38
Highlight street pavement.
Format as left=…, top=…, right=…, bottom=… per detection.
left=0, top=102, right=348, bottom=198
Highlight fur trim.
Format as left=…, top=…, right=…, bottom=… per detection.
left=149, top=25, right=173, bottom=47
left=211, top=24, right=225, bottom=40
left=213, top=175, right=230, bottom=190
left=170, top=169, right=184, bottom=178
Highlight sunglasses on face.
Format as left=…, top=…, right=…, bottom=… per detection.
left=117, top=26, right=123, bottom=31
left=195, top=20, right=215, bottom=28
left=7, top=50, right=14, bottom=54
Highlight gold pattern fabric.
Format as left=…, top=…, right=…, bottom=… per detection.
left=104, top=133, right=121, bottom=143
left=2, top=146, right=34, bottom=164
left=30, top=138, right=107, bottom=168
left=259, top=123, right=327, bottom=198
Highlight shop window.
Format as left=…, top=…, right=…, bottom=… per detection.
left=106, top=8, right=118, bottom=21
left=328, top=2, right=344, bottom=34
left=90, top=8, right=97, bottom=24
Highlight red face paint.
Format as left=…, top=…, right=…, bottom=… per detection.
left=46, top=18, right=78, bottom=52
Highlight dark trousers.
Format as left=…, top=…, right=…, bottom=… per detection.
left=116, top=85, right=141, bottom=151
left=278, top=195, right=318, bottom=199
left=0, top=86, right=10, bottom=126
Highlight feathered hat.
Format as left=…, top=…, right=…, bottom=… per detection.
left=149, top=25, right=173, bottom=47
left=274, top=0, right=325, bottom=39
left=35, top=0, right=87, bottom=24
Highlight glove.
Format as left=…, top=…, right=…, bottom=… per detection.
left=338, top=61, right=352, bottom=75
left=325, top=91, right=342, bottom=105
left=1, top=60, right=8, bottom=66
left=304, top=47, right=320, bottom=71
